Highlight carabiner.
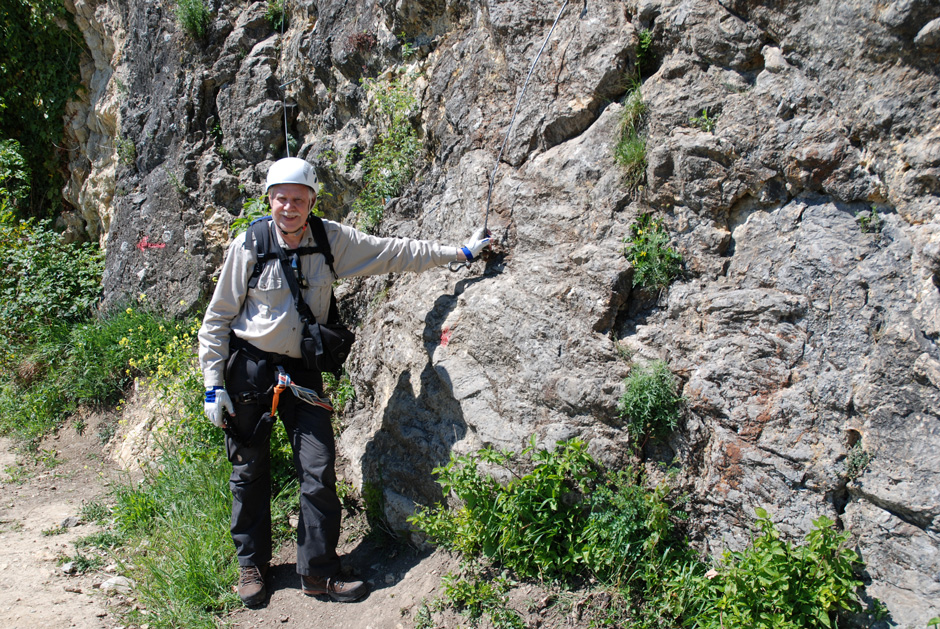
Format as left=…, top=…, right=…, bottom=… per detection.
left=448, top=259, right=472, bottom=272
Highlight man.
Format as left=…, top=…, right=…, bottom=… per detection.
left=198, top=157, right=489, bottom=606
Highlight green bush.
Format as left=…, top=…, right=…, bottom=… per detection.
left=354, top=73, right=422, bottom=232
left=0, top=216, right=104, bottom=339
left=623, top=213, right=683, bottom=290
left=175, top=0, right=211, bottom=39
left=0, top=140, right=30, bottom=208
left=66, top=304, right=187, bottom=405
left=266, top=0, right=286, bottom=30
left=0, top=0, right=83, bottom=216
left=411, top=438, right=683, bottom=584
left=677, top=509, right=863, bottom=628
left=581, top=472, right=675, bottom=587
left=412, top=439, right=868, bottom=628
left=618, top=360, right=683, bottom=442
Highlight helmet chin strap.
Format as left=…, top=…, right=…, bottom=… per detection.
left=278, top=223, right=306, bottom=236
left=275, top=213, right=308, bottom=242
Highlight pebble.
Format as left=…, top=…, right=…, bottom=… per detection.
left=100, top=576, right=134, bottom=593
left=60, top=516, right=80, bottom=528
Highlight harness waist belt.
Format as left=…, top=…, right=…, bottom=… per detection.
left=230, top=333, right=304, bottom=370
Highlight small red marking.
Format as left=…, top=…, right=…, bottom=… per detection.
left=137, top=236, right=166, bottom=251
left=440, top=326, right=453, bottom=347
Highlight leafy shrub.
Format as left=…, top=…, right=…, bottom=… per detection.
left=175, top=0, right=211, bottom=39
left=229, top=195, right=268, bottom=238
left=410, top=441, right=868, bottom=628
left=266, top=0, right=286, bottom=30
left=354, top=73, right=422, bottom=232
left=0, top=139, right=30, bottom=208
left=623, top=213, right=683, bottom=290
left=411, top=438, right=683, bottom=585
left=0, top=0, right=83, bottom=215
left=441, top=568, right=525, bottom=629
left=0, top=216, right=104, bottom=339
left=679, top=509, right=863, bottom=628
left=618, top=360, right=683, bottom=441
left=67, top=304, right=187, bottom=405
left=581, top=473, right=676, bottom=586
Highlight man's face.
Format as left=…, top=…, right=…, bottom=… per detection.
left=269, top=183, right=315, bottom=234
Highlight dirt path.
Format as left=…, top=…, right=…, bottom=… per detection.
left=0, top=425, right=121, bottom=629
left=0, top=413, right=465, bottom=629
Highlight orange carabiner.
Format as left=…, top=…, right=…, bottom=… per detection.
left=270, top=382, right=286, bottom=416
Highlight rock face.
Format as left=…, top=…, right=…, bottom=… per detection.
left=64, top=0, right=939, bottom=623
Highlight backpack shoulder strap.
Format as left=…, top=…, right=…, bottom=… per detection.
left=246, top=216, right=277, bottom=289
left=307, top=215, right=343, bottom=325
left=307, top=215, right=337, bottom=280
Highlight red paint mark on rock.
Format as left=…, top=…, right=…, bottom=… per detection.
left=440, top=326, right=453, bottom=347
left=137, top=236, right=166, bottom=252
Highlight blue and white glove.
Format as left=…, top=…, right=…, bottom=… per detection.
left=461, top=228, right=491, bottom=261
left=204, top=386, right=234, bottom=428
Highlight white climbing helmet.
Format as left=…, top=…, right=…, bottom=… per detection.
left=265, top=157, right=318, bottom=193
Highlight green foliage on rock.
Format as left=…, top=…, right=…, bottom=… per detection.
left=615, top=81, right=647, bottom=189
left=266, top=0, right=286, bottom=31
left=617, top=360, right=684, bottom=441
left=353, top=73, right=423, bottom=232
left=174, top=0, right=211, bottom=39
left=676, top=509, right=864, bottom=629
left=623, top=213, right=683, bottom=290
left=0, top=0, right=84, bottom=216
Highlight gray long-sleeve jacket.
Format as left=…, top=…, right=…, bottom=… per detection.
left=198, top=218, right=459, bottom=387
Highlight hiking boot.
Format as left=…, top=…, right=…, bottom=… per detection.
left=301, top=574, right=369, bottom=602
left=237, top=564, right=267, bottom=607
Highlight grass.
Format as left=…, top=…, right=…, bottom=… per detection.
left=614, top=82, right=647, bottom=190
left=175, top=0, right=211, bottom=39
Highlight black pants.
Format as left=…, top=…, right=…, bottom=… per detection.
left=224, top=339, right=341, bottom=577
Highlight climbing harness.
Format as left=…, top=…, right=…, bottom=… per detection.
left=449, top=0, right=576, bottom=272
left=223, top=366, right=333, bottom=447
